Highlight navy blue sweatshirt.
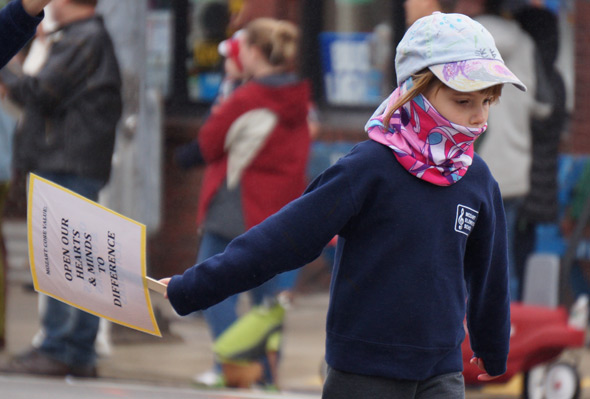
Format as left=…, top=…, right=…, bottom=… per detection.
left=167, top=140, right=511, bottom=380
left=0, top=0, right=43, bottom=68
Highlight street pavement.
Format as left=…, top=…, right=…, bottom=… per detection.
left=3, top=282, right=588, bottom=399
left=0, top=374, right=318, bottom=399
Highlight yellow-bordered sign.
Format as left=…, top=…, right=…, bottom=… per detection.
left=27, top=173, right=161, bottom=336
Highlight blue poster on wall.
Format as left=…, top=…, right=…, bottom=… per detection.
left=319, top=32, right=385, bottom=106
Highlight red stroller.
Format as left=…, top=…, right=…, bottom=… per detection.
left=462, top=253, right=588, bottom=399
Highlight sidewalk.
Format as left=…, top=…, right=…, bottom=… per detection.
left=1, top=280, right=329, bottom=395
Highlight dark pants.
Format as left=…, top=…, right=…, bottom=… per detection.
left=322, top=367, right=465, bottom=399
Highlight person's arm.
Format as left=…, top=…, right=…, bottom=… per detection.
left=0, top=0, right=44, bottom=68
left=163, top=155, right=359, bottom=315
left=463, top=182, right=511, bottom=380
left=196, top=85, right=256, bottom=163
left=21, top=0, right=51, bottom=16
left=2, top=31, right=100, bottom=113
left=174, top=140, right=206, bottom=169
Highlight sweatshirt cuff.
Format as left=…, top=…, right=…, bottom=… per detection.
left=9, top=0, right=44, bottom=33
left=473, top=353, right=507, bottom=377
left=167, top=274, right=198, bottom=316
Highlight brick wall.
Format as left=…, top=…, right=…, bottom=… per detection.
left=147, top=118, right=204, bottom=279
left=569, top=0, right=590, bottom=153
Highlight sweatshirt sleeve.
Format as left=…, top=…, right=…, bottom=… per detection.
left=463, top=182, right=511, bottom=377
left=0, top=0, right=43, bottom=69
left=167, top=159, right=357, bottom=316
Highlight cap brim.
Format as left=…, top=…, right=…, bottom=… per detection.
left=218, top=40, right=230, bottom=57
left=429, top=59, right=527, bottom=92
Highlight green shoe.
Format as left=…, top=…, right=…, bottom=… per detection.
left=214, top=302, right=285, bottom=362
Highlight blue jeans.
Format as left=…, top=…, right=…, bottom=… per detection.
left=197, top=232, right=280, bottom=339
left=36, top=172, right=103, bottom=367
left=197, top=231, right=282, bottom=382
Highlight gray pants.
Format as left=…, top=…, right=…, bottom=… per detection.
left=322, top=367, right=465, bottom=399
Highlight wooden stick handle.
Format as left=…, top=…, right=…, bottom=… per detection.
left=146, top=276, right=167, bottom=295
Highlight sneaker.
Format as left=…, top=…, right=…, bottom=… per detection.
left=0, top=348, right=69, bottom=377
left=192, top=369, right=225, bottom=387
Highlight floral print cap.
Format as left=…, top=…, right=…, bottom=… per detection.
left=396, top=12, right=527, bottom=92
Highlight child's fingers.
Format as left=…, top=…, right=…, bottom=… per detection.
left=158, top=278, right=171, bottom=299
left=470, top=357, right=483, bottom=370
left=477, top=373, right=498, bottom=382
left=470, top=357, right=501, bottom=381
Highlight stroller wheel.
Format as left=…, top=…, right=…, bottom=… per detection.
left=544, top=362, right=580, bottom=399
left=524, top=362, right=581, bottom=399
left=524, top=365, right=547, bottom=399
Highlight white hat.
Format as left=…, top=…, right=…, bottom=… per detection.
left=396, top=12, right=526, bottom=92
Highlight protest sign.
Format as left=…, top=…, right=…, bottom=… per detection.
left=27, top=173, right=161, bottom=336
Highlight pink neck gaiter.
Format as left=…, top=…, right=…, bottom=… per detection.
left=365, top=79, right=487, bottom=186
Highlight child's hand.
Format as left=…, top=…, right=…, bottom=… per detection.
left=158, top=278, right=171, bottom=299
left=470, top=357, right=501, bottom=381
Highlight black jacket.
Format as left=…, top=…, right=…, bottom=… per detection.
left=2, top=15, right=122, bottom=185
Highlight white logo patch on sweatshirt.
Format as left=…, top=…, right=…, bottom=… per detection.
left=455, top=205, right=478, bottom=236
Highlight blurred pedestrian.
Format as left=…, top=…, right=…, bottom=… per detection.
left=511, top=6, right=567, bottom=301
left=0, top=2, right=57, bottom=352
left=175, top=30, right=247, bottom=170
left=0, top=0, right=52, bottom=68
left=185, top=18, right=310, bottom=389
left=213, top=30, right=246, bottom=108
left=456, top=0, right=537, bottom=299
left=0, top=0, right=121, bottom=377
left=161, top=12, right=524, bottom=398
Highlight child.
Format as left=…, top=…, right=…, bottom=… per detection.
left=161, top=12, right=525, bottom=398
left=215, top=29, right=246, bottom=107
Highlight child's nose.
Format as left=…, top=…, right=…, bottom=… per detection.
left=470, top=108, right=487, bottom=128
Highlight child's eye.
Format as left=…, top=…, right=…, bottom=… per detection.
left=456, top=99, right=469, bottom=105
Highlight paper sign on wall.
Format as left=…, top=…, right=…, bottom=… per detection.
left=27, top=173, right=161, bottom=336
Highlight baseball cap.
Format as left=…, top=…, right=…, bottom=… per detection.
left=396, top=12, right=526, bottom=92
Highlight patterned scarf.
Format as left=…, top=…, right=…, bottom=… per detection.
left=365, top=79, right=487, bottom=186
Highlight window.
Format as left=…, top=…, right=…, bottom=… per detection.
left=154, top=0, right=240, bottom=113
left=302, top=0, right=405, bottom=108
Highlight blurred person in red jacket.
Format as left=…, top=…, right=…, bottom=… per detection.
left=189, top=18, right=311, bottom=389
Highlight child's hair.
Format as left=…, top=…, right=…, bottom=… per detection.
left=384, top=69, right=503, bottom=126
left=72, top=0, right=98, bottom=6
left=439, top=0, right=458, bottom=12
left=244, top=18, right=299, bottom=71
